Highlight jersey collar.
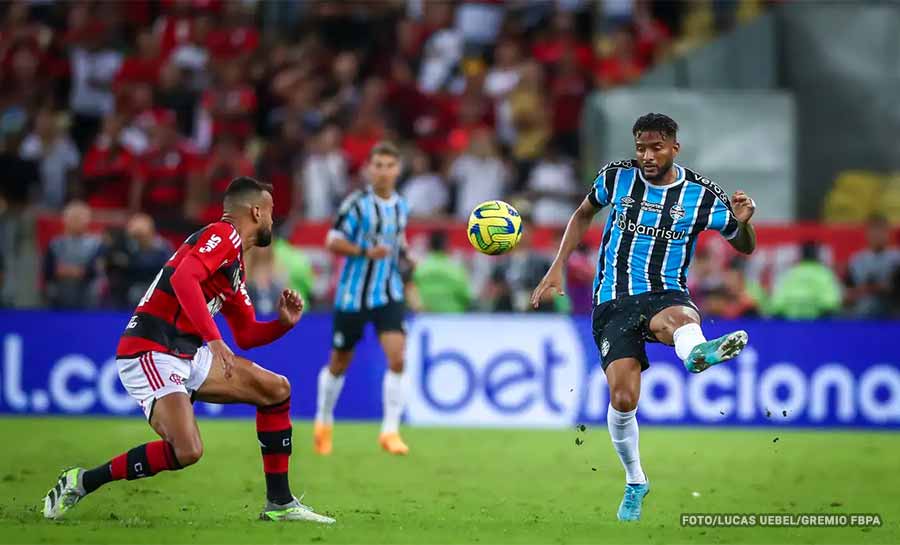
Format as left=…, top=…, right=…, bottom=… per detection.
left=367, top=186, right=398, bottom=205
left=637, top=163, right=685, bottom=189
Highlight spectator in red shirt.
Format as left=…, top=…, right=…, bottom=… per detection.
left=593, top=28, right=646, bottom=89
left=197, top=61, right=258, bottom=150
left=531, top=11, right=593, bottom=71
left=194, top=134, right=254, bottom=223
left=206, top=1, right=259, bottom=61
left=550, top=46, right=590, bottom=158
left=256, top=118, right=303, bottom=219
left=114, top=28, right=163, bottom=92
left=81, top=114, right=137, bottom=210
left=130, top=109, right=200, bottom=224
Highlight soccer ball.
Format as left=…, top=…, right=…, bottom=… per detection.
left=467, top=200, right=523, bottom=255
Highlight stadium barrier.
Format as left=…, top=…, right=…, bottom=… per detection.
left=1, top=311, right=896, bottom=428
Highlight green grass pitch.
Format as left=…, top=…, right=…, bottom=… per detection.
left=1, top=417, right=897, bottom=544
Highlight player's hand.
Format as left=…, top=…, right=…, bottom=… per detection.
left=208, top=339, right=236, bottom=380
left=531, top=262, right=565, bottom=309
left=366, top=245, right=391, bottom=259
left=731, top=191, right=756, bottom=223
left=277, top=288, right=304, bottom=327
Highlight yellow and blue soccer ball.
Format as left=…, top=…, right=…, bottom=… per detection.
left=467, top=200, right=523, bottom=255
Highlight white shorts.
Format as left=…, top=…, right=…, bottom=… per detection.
left=117, top=347, right=213, bottom=420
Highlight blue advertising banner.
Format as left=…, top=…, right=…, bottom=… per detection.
left=1, top=310, right=898, bottom=428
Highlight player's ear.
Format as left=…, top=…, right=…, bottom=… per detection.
left=672, top=140, right=680, bottom=156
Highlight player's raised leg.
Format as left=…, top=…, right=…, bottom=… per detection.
left=197, top=355, right=334, bottom=524
left=43, top=392, right=199, bottom=519
left=313, top=348, right=352, bottom=455
left=605, top=357, right=650, bottom=521
left=649, top=305, right=748, bottom=373
left=378, top=330, right=408, bottom=455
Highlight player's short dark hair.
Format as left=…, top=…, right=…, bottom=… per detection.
left=224, top=176, right=273, bottom=204
left=370, top=141, right=400, bottom=159
left=632, top=113, right=678, bottom=140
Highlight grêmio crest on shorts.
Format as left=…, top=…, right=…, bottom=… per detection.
left=587, top=160, right=740, bottom=305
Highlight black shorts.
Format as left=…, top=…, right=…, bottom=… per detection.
left=591, top=290, right=699, bottom=372
left=332, top=301, right=406, bottom=351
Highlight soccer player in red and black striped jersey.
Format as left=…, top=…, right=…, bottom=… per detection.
left=42, top=177, right=334, bottom=523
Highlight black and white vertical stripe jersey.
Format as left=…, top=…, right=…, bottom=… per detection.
left=589, top=159, right=740, bottom=305
left=330, top=187, right=410, bottom=312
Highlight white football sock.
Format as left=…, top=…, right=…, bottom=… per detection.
left=607, top=404, right=647, bottom=485
left=673, top=323, right=707, bottom=361
left=315, top=366, right=345, bottom=425
left=381, top=370, right=406, bottom=434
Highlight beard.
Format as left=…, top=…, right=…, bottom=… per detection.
left=256, top=226, right=273, bottom=247
left=643, top=161, right=674, bottom=181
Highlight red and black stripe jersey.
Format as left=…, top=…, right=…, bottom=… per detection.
left=116, top=221, right=246, bottom=358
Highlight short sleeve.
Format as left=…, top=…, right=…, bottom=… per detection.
left=332, top=193, right=362, bottom=240
left=587, top=168, right=616, bottom=208
left=708, top=196, right=740, bottom=239
left=189, top=222, right=241, bottom=272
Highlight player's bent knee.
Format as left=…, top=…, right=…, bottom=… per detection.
left=271, top=373, right=291, bottom=403
left=610, top=389, right=638, bottom=412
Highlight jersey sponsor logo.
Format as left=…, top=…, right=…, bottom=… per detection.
left=614, top=212, right=686, bottom=240
left=599, top=159, right=635, bottom=172
left=199, top=234, right=222, bottom=254
left=238, top=283, right=252, bottom=306
left=620, top=196, right=635, bottom=209
left=670, top=204, right=686, bottom=221
left=692, top=173, right=731, bottom=208
left=640, top=201, right=664, bottom=214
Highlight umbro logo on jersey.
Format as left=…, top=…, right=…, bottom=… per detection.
left=199, top=234, right=222, bottom=253
left=620, top=196, right=635, bottom=209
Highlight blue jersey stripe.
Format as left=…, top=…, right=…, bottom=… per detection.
left=599, top=169, right=636, bottom=302
left=662, top=182, right=704, bottom=291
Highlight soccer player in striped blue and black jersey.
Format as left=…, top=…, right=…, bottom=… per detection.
left=314, top=142, right=413, bottom=456
left=532, top=113, right=757, bottom=521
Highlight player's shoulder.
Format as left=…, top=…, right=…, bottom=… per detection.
left=597, top=158, right=639, bottom=177
left=338, top=189, right=366, bottom=214
left=187, top=221, right=241, bottom=250
left=682, top=166, right=731, bottom=207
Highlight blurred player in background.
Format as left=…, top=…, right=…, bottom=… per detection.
left=314, top=142, right=413, bottom=456
left=43, top=177, right=334, bottom=524
left=532, top=113, right=757, bottom=521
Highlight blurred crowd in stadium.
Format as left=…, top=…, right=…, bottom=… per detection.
left=3, top=0, right=899, bottom=319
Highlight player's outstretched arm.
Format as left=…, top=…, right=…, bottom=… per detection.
left=325, top=231, right=389, bottom=259
left=221, top=288, right=301, bottom=351
left=531, top=196, right=598, bottom=308
left=728, top=191, right=757, bottom=255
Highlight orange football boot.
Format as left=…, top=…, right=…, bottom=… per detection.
left=313, top=422, right=333, bottom=455
left=378, top=432, right=409, bottom=455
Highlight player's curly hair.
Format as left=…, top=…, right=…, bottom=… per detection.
left=632, top=113, right=678, bottom=140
